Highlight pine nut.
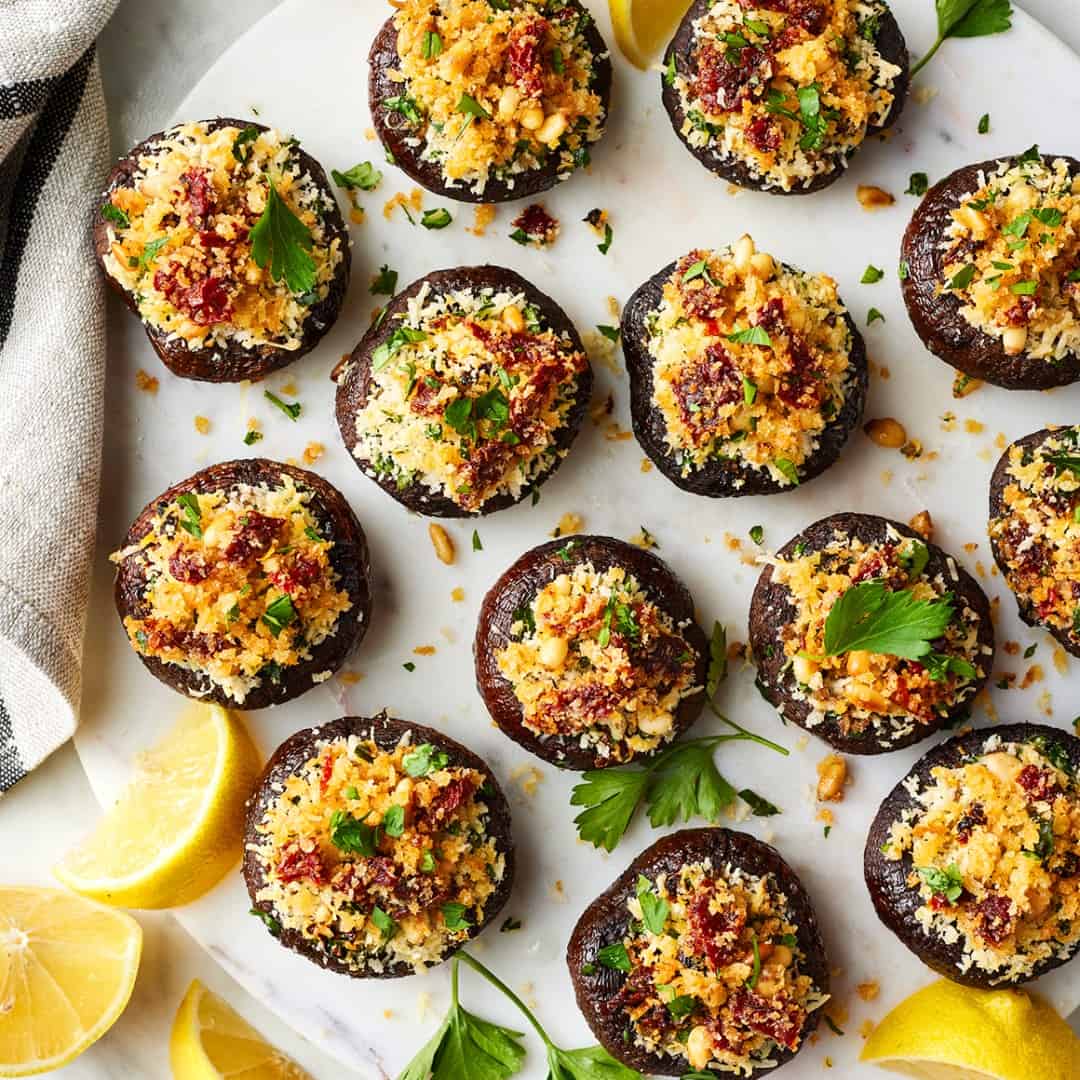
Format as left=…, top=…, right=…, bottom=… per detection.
left=909, top=510, right=933, bottom=540
left=982, top=751, right=1023, bottom=784
left=498, top=85, right=520, bottom=121
left=686, top=1026, right=713, bottom=1071
left=1002, top=326, right=1027, bottom=355
left=846, top=650, right=872, bottom=676
left=864, top=417, right=907, bottom=449
left=816, top=753, right=848, bottom=801
left=732, top=233, right=755, bottom=271
left=750, top=252, right=775, bottom=279
left=538, top=636, right=568, bottom=669
left=793, top=655, right=818, bottom=685
left=521, top=107, right=545, bottom=130
left=537, top=112, right=568, bottom=145
left=502, top=305, right=525, bottom=333
left=428, top=523, right=455, bottom=565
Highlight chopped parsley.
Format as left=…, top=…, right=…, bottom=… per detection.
left=331, top=161, right=382, bottom=191
left=264, top=389, right=301, bottom=420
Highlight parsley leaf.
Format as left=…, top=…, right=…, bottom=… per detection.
left=176, top=493, right=202, bottom=538
left=946, top=264, right=977, bottom=290
left=635, top=875, right=669, bottom=934
left=978, top=112, right=990, bottom=134
left=738, top=788, right=781, bottom=816
left=905, top=173, right=929, bottom=197
left=597, top=942, right=631, bottom=972
left=546, top=1045, right=640, bottom=1080
left=570, top=769, right=651, bottom=852
left=264, top=389, right=301, bottom=420
left=371, top=906, right=397, bottom=941
left=917, top=863, right=964, bottom=902
left=262, top=594, right=297, bottom=636
left=861, top=264, right=885, bottom=283
left=332, top=161, right=382, bottom=191
left=403, top=743, right=450, bottom=777
left=706, top=621, right=728, bottom=699
left=232, top=125, right=260, bottom=162
left=100, top=202, right=130, bottom=229
left=329, top=810, right=377, bottom=856
left=442, top=903, right=473, bottom=931
left=422, top=207, right=453, bottom=229
left=249, top=176, right=316, bottom=294
left=728, top=325, right=771, bottom=347
left=646, top=742, right=737, bottom=828
left=823, top=580, right=954, bottom=659
left=371, top=264, right=398, bottom=295
left=912, top=0, right=1013, bottom=77
left=867, top=307, right=885, bottom=325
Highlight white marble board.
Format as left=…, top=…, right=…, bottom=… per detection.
left=76, top=1, right=1080, bottom=1075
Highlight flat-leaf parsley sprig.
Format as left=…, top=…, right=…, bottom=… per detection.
left=398, top=951, right=639, bottom=1080
left=911, top=0, right=1012, bottom=78
left=250, top=175, right=317, bottom=295
left=570, top=623, right=788, bottom=852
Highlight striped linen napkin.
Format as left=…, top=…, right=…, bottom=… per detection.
left=0, top=0, right=119, bottom=791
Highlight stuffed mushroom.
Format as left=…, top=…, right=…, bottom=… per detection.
left=474, top=535, right=708, bottom=770
left=622, top=238, right=867, bottom=496
left=749, top=513, right=993, bottom=753
left=112, top=459, right=371, bottom=708
left=661, top=0, right=908, bottom=195
left=369, top=0, right=611, bottom=203
left=567, top=828, right=829, bottom=1075
left=334, top=265, right=592, bottom=517
left=95, top=119, right=349, bottom=382
left=244, top=714, right=514, bottom=976
left=989, top=426, right=1080, bottom=655
left=901, top=150, right=1080, bottom=389
left=865, top=723, right=1080, bottom=988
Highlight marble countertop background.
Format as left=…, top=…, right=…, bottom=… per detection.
left=2, top=2, right=1078, bottom=1076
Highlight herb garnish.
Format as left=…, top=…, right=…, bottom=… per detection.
left=597, top=324, right=620, bottom=342
left=597, top=222, right=613, bottom=255
left=978, top=112, right=990, bottom=134
left=472, top=530, right=483, bottom=551
left=597, top=942, right=631, bottom=972
left=262, top=594, right=297, bottom=636
left=250, top=176, right=316, bottom=294
left=867, top=307, right=885, bottom=325
left=329, top=810, right=377, bottom=856
left=264, top=389, right=301, bottom=420
left=635, top=875, right=669, bottom=934
left=946, top=264, right=977, bottom=290
left=231, top=125, right=260, bottom=162
left=372, top=326, right=427, bottom=372
left=100, top=202, right=130, bottom=229
left=910, top=0, right=1013, bottom=77
left=728, top=325, right=771, bottom=347
left=332, top=161, right=382, bottom=191
left=176, top=493, right=202, bottom=538
left=422, top=208, right=453, bottom=230
left=861, top=264, right=885, bottom=284
left=905, top=173, right=929, bottom=197
left=371, top=264, right=398, bottom=295
left=398, top=952, right=636, bottom=1080
left=917, top=863, right=964, bottom=902
left=822, top=581, right=954, bottom=659
left=403, top=743, right=450, bottom=777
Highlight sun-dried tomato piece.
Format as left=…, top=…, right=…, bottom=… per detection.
left=276, top=842, right=326, bottom=884
left=693, top=41, right=772, bottom=114
left=1017, top=764, right=1059, bottom=802
left=426, top=776, right=477, bottom=825
left=672, top=346, right=744, bottom=432
left=511, top=203, right=559, bottom=245
left=270, top=554, right=323, bottom=596
left=180, top=167, right=216, bottom=226
left=977, top=894, right=1014, bottom=946
left=224, top=511, right=284, bottom=563
left=729, top=987, right=805, bottom=1050
left=507, top=17, right=549, bottom=98
left=687, top=884, right=746, bottom=971
left=168, top=548, right=210, bottom=584
left=153, top=271, right=233, bottom=325
left=746, top=115, right=782, bottom=153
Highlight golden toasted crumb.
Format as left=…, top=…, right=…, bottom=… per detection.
left=864, top=417, right=907, bottom=449
left=549, top=879, right=567, bottom=902
left=640, top=458, right=653, bottom=473
left=384, top=190, right=423, bottom=220
left=880, top=469, right=893, bottom=486
left=468, top=203, right=496, bottom=236
left=727, top=640, right=746, bottom=662
left=963, top=542, right=978, bottom=553
left=857, top=185, right=895, bottom=210
left=816, top=754, right=848, bottom=802
left=339, top=671, right=364, bottom=685
left=553, top=512, right=583, bottom=537
left=429, top=523, right=455, bottom=565
left=995, top=432, right=1007, bottom=449
left=414, top=645, right=436, bottom=656
left=193, top=415, right=211, bottom=435
left=901, top=439, right=924, bottom=460
left=280, top=381, right=298, bottom=396
left=723, top=533, right=742, bottom=552
left=856, top=981, right=879, bottom=1002
left=975, top=561, right=986, bottom=577
left=350, top=207, right=365, bottom=224
left=629, top=527, right=658, bottom=550
left=941, top=411, right=958, bottom=432
left=1021, top=664, right=1044, bottom=689
left=1037, top=689, right=1053, bottom=716
left=383, top=1009, right=393, bottom=1020
left=952, top=371, right=982, bottom=398
left=1054, top=647, right=1069, bottom=675
left=604, top=422, right=633, bottom=442
left=302, top=441, right=325, bottom=465
left=135, top=369, right=159, bottom=394
left=913, top=85, right=938, bottom=105
left=451, top=586, right=466, bottom=602
left=606, top=295, right=621, bottom=319
left=859, top=1019, right=876, bottom=1039
left=509, top=764, right=544, bottom=797
left=908, top=510, right=933, bottom=540
left=817, top=807, right=835, bottom=826
left=964, top=418, right=985, bottom=434
left=1004, top=640, right=1020, bottom=656
left=588, top=393, right=614, bottom=425
left=246, top=416, right=260, bottom=432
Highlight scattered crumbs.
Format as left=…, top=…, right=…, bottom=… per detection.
left=859, top=1019, right=876, bottom=1039
left=952, top=371, right=982, bottom=398
left=727, top=640, right=747, bottom=664
left=856, top=981, right=879, bottom=1002
left=824, top=1057, right=833, bottom=1068
left=940, top=411, right=957, bottom=432
left=553, top=512, right=584, bottom=537
left=510, top=203, right=559, bottom=247
left=908, top=510, right=932, bottom=541
left=1037, top=690, right=1053, bottom=716
left=877, top=364, right=890, bottom=380
left=584, top=328, right=620, bottom=373
left=451, top=586, right=466, bottom=603
left=603, top=421, right=633, bottom=442
left=880, top=469, right=893, bottom=486
left=440, top=626, right=456, bottom=643
left=302, top=441, right=325, bottom=465
left=549, top=880, right=567, bottom=903
left=795, top=735, right=809, bottom=752
left=824, top=1002, right=847, bottom=1034
left=726, top=183, right=741, bottom=196
left=994, top=432, right=1007, bottom=450
left=640, top=457, right=653, bottom=473
left=963, top=542, right=978, bottom=553
left=630, top=527, right=658, bottom=550
left=981, top=692, right=999, bottom=724
left=384, top=188, right=423, bottom=221
left=338, top=671, right=364, bottom=685
left=975, top=561, right=986, bottom=578
left=913, top=84, right=938, bottom=105
left=280, top=381, right=298, bottom=396
left=816, top=807, right=835, bottom=827
left=977, top=447, right=993, bottom=461
left=414, top=645, right=437, bottom=656
left=383, top=1009, right=394, bottom=1020
left=509, top=764, right=544, bottom=797
left=193, top=415, right=211, bottom=435
left=900, top=439, right=923, bottom=460
left=588, top=392, right=614, bottom=425
left=1004, top=640, right=1020, bottom=656
left=1053, top=647, right=1069, bottom=676
left=856, top=184, right=894, bottom=210
left=722, top=532, right=742, bottom=552
left=964, top=418, right=985, bottom=434
left=428, top=522, right=455, bottom=565
left=1021, top=664, right=1044, bottom=689
left=606, top=295, right=621, bottom=319
left=416, top=991, right=432, bottom=1021
left=285, top=456, right=299, bottom=467
left=583, top=207, right=609, bottom=239
left=816, top=754, right=848, bottom=802
left=364, top=127, right=377, bottom=141
left=135, top=368, right=159, bottom=394
left=246, top=416, right=261, bottom=433
left=467, top=203, right=496, bottom=236
left=350, top=206, right=365, bottom=225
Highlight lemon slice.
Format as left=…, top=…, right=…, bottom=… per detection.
left=0, top=887, right=141, bottom=1076
left=170, top=980, right=312, bottom=1080
left=55, top=702, right=261, bottom=909
left=860, top=978, right=1080, bottom=1080
left=608, top=0, right=692, bottom=70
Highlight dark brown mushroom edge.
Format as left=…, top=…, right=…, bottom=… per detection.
left=901, top=150, right=1080, bottom=390
left=749, top=513, right=994, bottom=754
left=244, top=714, right=515, bottom=977
left=112, top=458, right=371, bottom=709
left=864, top=723, right=1080, bottom=988
left=369, top=0, right=611, bottom=204
left=474, top=535, right=709, bottom=770
left=567, top=828, right=829, bottom=1075
left=622, top=238, right=867, bottom=496
left=660, top=0, right=908, bottom=195
left=334, top=265, right=592, bottom=517
left=94, top=118, right=349, bottom=382
left=989, top=426, right=1080, bottom=656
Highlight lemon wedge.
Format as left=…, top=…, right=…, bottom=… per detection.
left=608, top=0, right=692, bottom=70
left=0, top=887, right=141, bottom=1076
left=170, top=980, right=312, bottom=1080
left=55, top=702, right=261, bottom=909
left=861, top=978, right=1080, bottom=1080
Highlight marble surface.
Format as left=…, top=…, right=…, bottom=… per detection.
left=2, top=1, right=1079, bottom=1077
